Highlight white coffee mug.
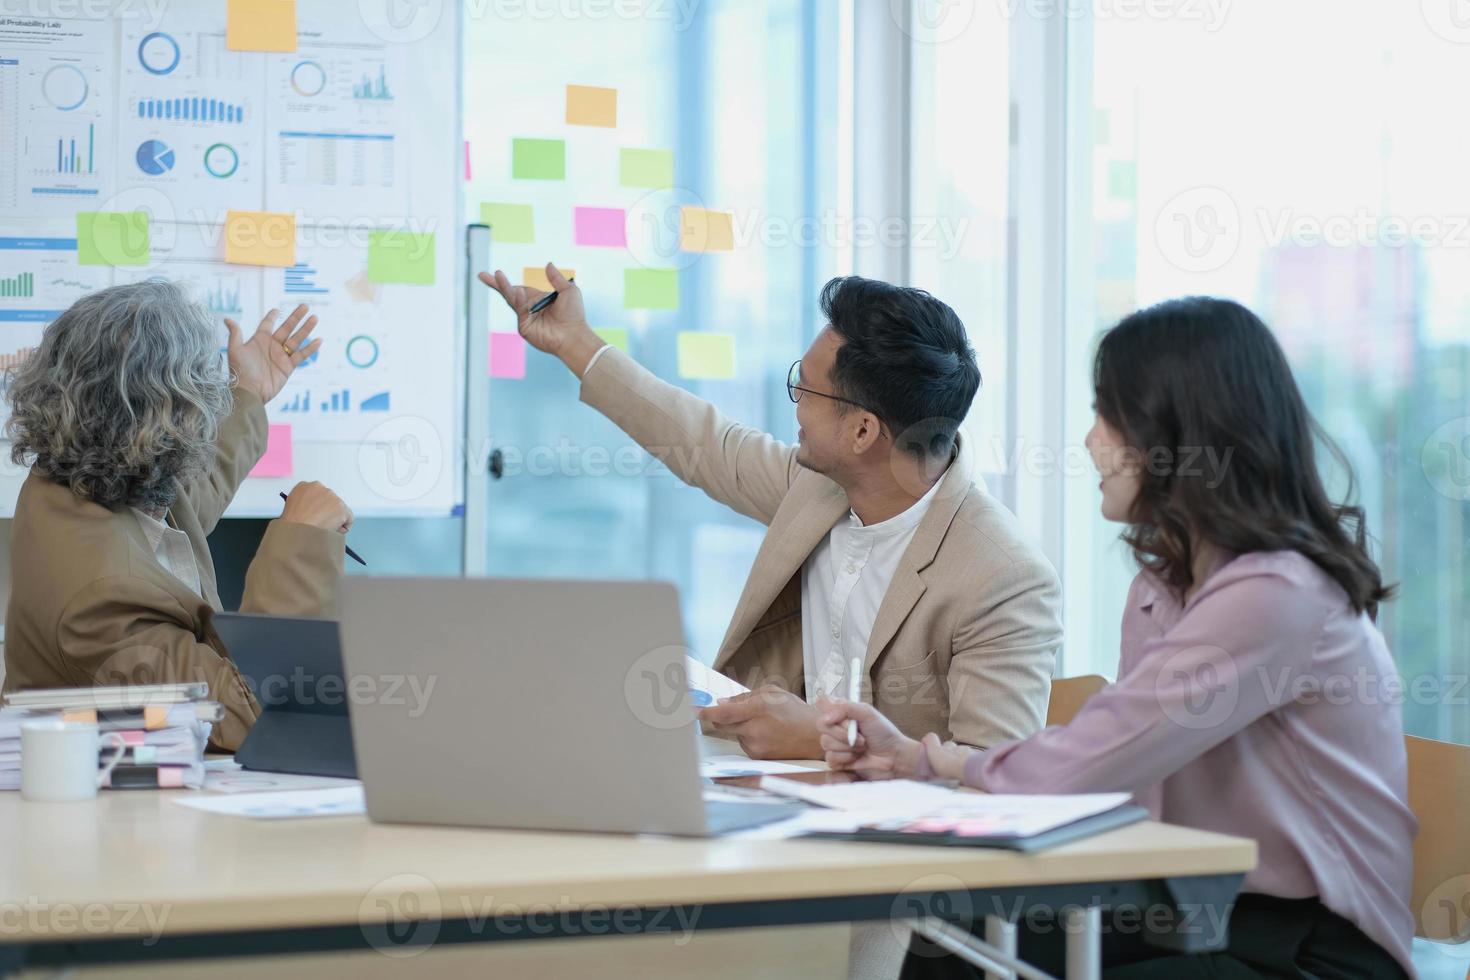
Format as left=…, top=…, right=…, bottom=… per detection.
left=20, top=719, right=126, bottom=802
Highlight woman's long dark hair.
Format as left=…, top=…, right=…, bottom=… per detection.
left=1094, top=296, right=1393, bottom=617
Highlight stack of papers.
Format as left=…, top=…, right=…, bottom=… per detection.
left=0, top=702, right=216, bottom=791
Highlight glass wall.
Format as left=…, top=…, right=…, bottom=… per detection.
left=1066, top=0, right=1470, bottom=743
left=463, top=1, right=843, bottom=660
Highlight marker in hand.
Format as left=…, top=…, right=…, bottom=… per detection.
left=847, top=656, right=862, bottom=746
left=528, top=277, right=574, bottom=315
left=279, top=491, right=366, bottom=566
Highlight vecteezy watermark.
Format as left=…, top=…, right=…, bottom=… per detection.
left=1156, top=185, right=1470, bottom=273
left=895, top=0, right=977, bottom=45
left=357, top=0, right=446, bottom=44
left=0, top=898, right=172, bottom=946
left=239, top=667, right=437, bottom=718
left=889, top=874, right=977, bottom=957
left=357, top=875, right=702, bottom=957
left=1421, top=417, right=1470, bottom=501
left=357, top=415, right=447, bottom=503
left=1421, top=875, right=1470, bottom=943
left=623, top=645, right=705, bottom=730
left=1420, top=0, right=1470, bottom=44
left=986, top=435, right=1236, bottom=487
left=1153, top=186, right=1242, bottom=274
left=0, top=0, right=168, bottom=25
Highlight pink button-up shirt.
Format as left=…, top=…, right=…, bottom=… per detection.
left=964, top=550, right=1417, bottom=975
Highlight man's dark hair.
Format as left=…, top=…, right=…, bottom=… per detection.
left=819, top=275, right=980, bottom=460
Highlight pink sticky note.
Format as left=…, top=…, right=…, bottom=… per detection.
left=250, top=424, right=293, bottom=477
left=489, top=331, right=526, bottom=379
left=463, top=140, right=472, bottom=181
left=573, top=206, right=627, bottom=248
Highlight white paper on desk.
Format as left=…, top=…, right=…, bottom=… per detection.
left=174, top=786, right=364, bottom=819
left=759, top=778, right=1133, bottom=839
left=700, top=756, right=811, bottom=779
left=685, top=655, right=748, bottom=707
left=201, top=758, right=360, bottom=794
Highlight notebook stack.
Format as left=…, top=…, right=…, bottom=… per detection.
left=0, top=683, right=222, bottom=790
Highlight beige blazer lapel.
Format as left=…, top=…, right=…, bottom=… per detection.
left=862, top=437, right=979, bottom=671
left=713, top=476, right=849, bottom=669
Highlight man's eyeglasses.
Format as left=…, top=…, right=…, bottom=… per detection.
left=786, top=360, right=890, bottom=436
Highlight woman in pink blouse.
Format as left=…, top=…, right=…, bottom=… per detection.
left=821, top=297, right=1416, bottom=979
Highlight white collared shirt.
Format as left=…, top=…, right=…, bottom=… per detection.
left=799, top=474, right=946, bottom=702
left=131, top=507, right=203, bottom=599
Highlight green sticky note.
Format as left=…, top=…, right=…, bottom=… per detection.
left=623, top=268, right=678, bottom=310
left=367, top=231, right=436, bottom=284
left=620, top=148, right=674, bottom=188
left=512, top=138, right=565, bottom=180
left=593, top=327, right=630, bottom=353
left=480, top=203, right=535, bottom=244
left=76, top=211, right=150, bottom=266
left=677, top=332, right=735, bottom=380
left=1094, top=108, right=1111, bottom=147
left=1108, top=160, right=1136, bottom=199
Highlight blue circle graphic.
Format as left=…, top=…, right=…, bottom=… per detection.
left=137, top=32, right=180, bottom=75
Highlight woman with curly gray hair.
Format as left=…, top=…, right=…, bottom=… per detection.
left=3, top=280, right=352, bottom=751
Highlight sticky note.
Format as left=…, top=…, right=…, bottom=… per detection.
left=226, top=0, right=297, bottom=52
left=512, top=138, right=565, bottom=180
left=623, top=268, right=678, bottom=310
left=620, top=148, right=674, bottom=188
left=522, top=266, right=574, bottom=292
left=368, top=231, right=436, bottom=284
left=574, top=207, right=627, bottom=248
left=677, top=332, right=735, bottom=380
left=680, top=207, right=735, bottom=252
left=249, top=424, right=294, bottom=477
left=565, top=84, right=617, bottom=127
left=76, top=211, right=149, bottom=266
left=593, top=327, right=629, bottom=353
left=480, top=204, right=534, bottom=244
left=489, top=331, right=526, bottom=379
left=463, top=140, right=472, bottom=181
left=224, top=210, right=296, bottom=267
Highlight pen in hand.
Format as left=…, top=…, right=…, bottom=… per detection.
left=279, top=491, right=366, bottom=566
left=847, top=655, right=862, bottom=747
left=528, top=277, right=574, bottom=315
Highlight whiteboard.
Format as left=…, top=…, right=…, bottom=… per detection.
left=0, top=1, right=463, bottom=518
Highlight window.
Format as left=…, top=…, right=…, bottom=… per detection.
left=1066, top=1, right=1470, bottom=742
left=462, top=1, right=843, bottom=660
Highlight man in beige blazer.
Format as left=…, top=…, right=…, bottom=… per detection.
left=3, top=282, right=352, bottom=751
left=483, top=264, right=1062, bottom=760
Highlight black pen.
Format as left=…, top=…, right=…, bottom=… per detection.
left=279, top=491, right=366, bottom=566
left=528, top=276, right=574, bottom=314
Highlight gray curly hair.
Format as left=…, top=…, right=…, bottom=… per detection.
left=4, top=279, right=233, bottom=511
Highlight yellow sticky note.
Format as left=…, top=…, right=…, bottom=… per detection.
left=224, top=210, right=296, bottom=267
left=677, top=332, right=735, bottom=380
left=680, top=207, right=735, bottom=252
left=522, top=266, right=574, bottom=292
left=593, top=327, right=629, bottom=353
left=565, top=84, right=617, bottom=127
left=227, top=0, right=297, bottom=52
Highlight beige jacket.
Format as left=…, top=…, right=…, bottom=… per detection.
left=581, top=348, right=1062, bottom=748
left=3, top=388, right=344, bottom=751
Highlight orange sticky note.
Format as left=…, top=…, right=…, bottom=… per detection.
left=227, top=0, right=297, bottom=52
left=225, top=210, right=296, bottom=267
left=522, top=266, right=574, bottom=292
left=565, top=85, right=617, bottom=127
left=250, top=424, right=293, bottom=478
left=680, top=207, right=735, bottom=252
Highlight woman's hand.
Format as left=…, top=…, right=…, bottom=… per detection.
left=817, top=699, right=923, bottom=779
left=226, top=304, right=321, bottom=404
left=279, top=481, right=353, bottom=534
left=917, top=733, right=976, bottom=782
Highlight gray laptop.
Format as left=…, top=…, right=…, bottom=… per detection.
left=337, top=577, right=795, bottom=837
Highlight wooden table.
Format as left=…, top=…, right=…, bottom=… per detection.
left=0, top=738, right=1256, bottom=979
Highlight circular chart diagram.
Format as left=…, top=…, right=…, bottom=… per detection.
left=346, top=335, right=380, bottom=369
left=135, top=139, right=175, bottom=176
left=290, top=59, right=327, bottom=97
left=41, top=64, right=88, bottom=110
left=203, top=142, right=239, bottom=178
left=137, top=31, right=180, bottom=75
